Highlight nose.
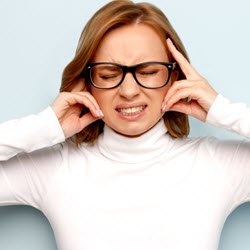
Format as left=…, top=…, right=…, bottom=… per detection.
left=118, top=72, right=140, bottom=99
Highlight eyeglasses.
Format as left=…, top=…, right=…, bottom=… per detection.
left=85, top=61, right=178, bottom=89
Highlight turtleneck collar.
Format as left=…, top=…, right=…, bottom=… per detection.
left=97, top=119, right=171, bottom=164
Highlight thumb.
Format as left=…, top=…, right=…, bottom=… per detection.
left=79, top=112, right=101, bottom=130
left=168, top=101, right=190, bottom=113
left=169, top=101, right=207, bottom=121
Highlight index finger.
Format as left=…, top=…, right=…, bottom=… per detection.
left=167, top=38, right=200, bottom=80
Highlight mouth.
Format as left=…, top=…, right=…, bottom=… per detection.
left=116, top=105, right=147, bottom=116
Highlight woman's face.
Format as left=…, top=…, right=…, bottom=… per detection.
left=91, top=24, right=173, bottom=137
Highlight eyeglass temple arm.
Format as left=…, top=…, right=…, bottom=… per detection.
left=172, top=62, right=179, bottom=70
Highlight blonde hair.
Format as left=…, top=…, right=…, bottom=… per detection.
left=60, top=0, right=190, bottom=146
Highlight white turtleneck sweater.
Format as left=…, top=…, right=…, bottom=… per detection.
left=0, top=94, right=250, bottom=250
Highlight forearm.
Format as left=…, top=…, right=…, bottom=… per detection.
left=206, top=94, right=250, bottom=138
left=0, top=106, right=65, bottom=161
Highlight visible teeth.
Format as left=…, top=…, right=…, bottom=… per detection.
left=117, top=106, right=146, bottom=115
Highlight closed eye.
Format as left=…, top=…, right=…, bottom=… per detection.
left=138, top=70, right=158, bottom=75
left=99, top=74, right=119, bottom=80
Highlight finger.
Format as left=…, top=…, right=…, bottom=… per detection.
left=163, top=80, right=193, bottom=103
left=79, top=112, right=101, bottom=129
left=63, top=111, right=101, bottom=139
left=165, top=87, right=197, bottom=111
left=167, top=38, right=200, bottom=80
left=75, top=93, right=104, bottom=118
left=74, top=91, right=101, bottom=114
left=63, top=92, right=103, bottom=118
left=169, top=100, right=207, bottom=121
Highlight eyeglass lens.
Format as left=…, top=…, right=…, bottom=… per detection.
left=90, top=63, right=170, bottom=88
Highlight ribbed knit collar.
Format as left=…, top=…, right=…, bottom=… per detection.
left=97, top=119, right=170, bottom=163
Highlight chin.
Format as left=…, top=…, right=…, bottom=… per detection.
left=116, top=130, right=146, bottom=138
left=104, top=114, right=163, bottom=137
left=112, top=123, right=155, bottom=138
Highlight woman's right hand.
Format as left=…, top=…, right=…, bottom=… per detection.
left=51, top=79, right=103, bottom=139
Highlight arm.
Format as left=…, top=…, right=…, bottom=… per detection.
left=0, top=81, right=103, bottom=208
left=205, top=95, right=250, bottom=206
left=0, top=79, right=104, bottom=161
left=206, top=94, right=250, bottom=138
left=162, top=39, right=250, bottom=139
left=0, top=107, right=65, bottom=161
left=0, top=143, right=65, bottom=208
left=162, top=39, right=250, bottom=207
left=0, top=107, right=65, bottom=208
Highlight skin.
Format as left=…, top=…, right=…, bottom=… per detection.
left=51, top=25, right=218, bottom=139
left=163, top=38, right=218, bottom=121
left=90, top=24, right=174, bottom=137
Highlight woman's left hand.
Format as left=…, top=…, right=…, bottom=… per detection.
left=161, top=38, right=218, bottom=122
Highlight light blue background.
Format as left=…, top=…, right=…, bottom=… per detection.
left=0, top=0, right=250, bottom=249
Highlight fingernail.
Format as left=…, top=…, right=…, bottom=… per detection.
left=167, top=38, right=173, bottom=45
left=99, top=109, right=104, bottom=117
left=161, top=103, right=167, bottom=112
left=94, top=110, right=99, bottom=117
left=95, top=109, right=102, bottom=117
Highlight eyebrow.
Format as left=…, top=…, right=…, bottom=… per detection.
left=95, top=65, right=121, bottom=71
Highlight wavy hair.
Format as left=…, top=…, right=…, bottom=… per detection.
left=60, top=0, right=190, bottom=146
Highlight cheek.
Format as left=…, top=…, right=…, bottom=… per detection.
left=91, top=89, right=114, bottom=110
left=90, top=90, right=102, bottom=111
left=151, top=88, right=169, bottom=104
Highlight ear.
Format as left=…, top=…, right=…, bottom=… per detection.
left=71, top=78, right=87, bottom=92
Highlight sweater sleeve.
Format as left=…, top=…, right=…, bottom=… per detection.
left=0, top=106, right=65, bottom=161
left=205, top=94, right=250, bottom=207
left=0, top=107, right=66, bottom=209
left=206, top=94, right=250, bottom=138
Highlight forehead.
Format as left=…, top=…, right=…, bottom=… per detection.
left=93, top=24, right=169, bottom=64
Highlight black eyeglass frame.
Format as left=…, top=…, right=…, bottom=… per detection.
left=85, top=61, right=178, bottom=89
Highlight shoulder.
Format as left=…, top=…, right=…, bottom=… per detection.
left=171, top=135, right=245, bottom=157
left=170, top=135, right=217, bottom=151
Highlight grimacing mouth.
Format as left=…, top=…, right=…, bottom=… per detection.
left=116, top=105, right=147, bottom=115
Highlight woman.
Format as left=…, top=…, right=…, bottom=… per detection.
left=0, top=1, right=250, bottom=250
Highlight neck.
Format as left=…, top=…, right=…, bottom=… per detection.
left=97, top=119, right=171, bottom=163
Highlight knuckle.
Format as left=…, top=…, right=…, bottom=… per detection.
left=172, top=81, right=182, bottom=90
left=199, top=79, right=207, bottom=88
left=60, top=91, right=68, bottom=98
